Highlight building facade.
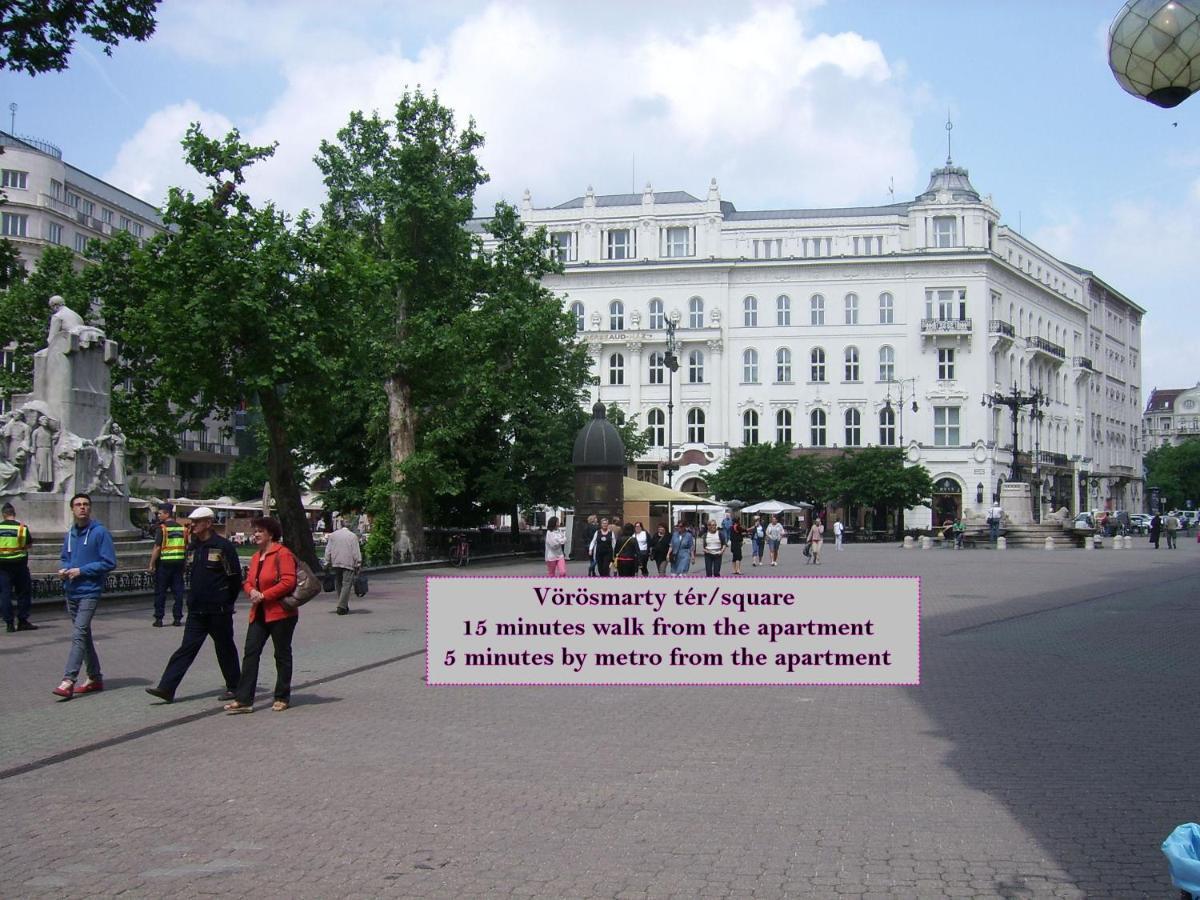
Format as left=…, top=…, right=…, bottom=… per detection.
left=1143, top=384, right=1200, bottom=448
left=483, top=157, right=1146, bottom=524
left=1, top=131, right=240, bottom=497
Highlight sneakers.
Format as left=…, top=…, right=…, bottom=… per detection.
left=16, top=619, right=37, bottom=631
left=75, top=678, right=104, bottom=695
left=145, top=686, right=174, bottom=703
left=153, top=618, right=163, bottom=627
left=53, top=679, right=75, bottom=699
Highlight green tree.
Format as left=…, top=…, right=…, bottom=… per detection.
left=1, top=0, right=159, bottom=74
left=703, top=443, right=821, bottom=503
left=1144, top=440, right=1200, bottom=510
left=826, top=448, right=933, bottom=534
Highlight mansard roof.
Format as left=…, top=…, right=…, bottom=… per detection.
left=914, top=163, right=981, bottom=203
left=551, top=190, right=701, bottom=210
left=1145, top=388, right=1183, bottom=412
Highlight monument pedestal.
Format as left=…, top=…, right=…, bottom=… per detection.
left=1000, top=482, right=1034, bottom=526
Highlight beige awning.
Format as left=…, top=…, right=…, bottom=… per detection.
left=622, top=477, right=709, bottom=504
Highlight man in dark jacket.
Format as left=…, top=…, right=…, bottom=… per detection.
left=146, top=507, right=242, bottom=703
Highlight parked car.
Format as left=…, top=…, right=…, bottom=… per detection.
left=1072, top=512, right=1095, bottom=531
left=1127, top=513, right=1149, bottom=534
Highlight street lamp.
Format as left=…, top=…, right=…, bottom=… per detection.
left=663, top=318, right=680, bottom=486
left=981, top=384, right=1050, bottom=483
left=1109, top=0, right=1200, bottom=108
left=883, top=377, right=918, bottom=447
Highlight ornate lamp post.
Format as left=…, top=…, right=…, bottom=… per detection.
left=663, top=318, right=680, bottom=486
left=981, top=384, right=1050, bottom=483
left=883, top=377, right=918, bottom=447
left=1109, top=0, right=1200, bottom=108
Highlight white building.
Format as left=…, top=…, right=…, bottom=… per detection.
left=1, top=130, right=241, bottom=497
left=486, top=156, right=1145, bottom=524
left=1143, top=384, right=1200, bottom=448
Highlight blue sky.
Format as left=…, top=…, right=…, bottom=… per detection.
left=6, top=0, right=1197, bottom=391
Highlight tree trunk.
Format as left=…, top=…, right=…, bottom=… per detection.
left=385, top=372, right=425, bottom=561
left=258, top=385, right=318, bottom=569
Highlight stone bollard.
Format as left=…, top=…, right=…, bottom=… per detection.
left=903, top=535, right=914, bottom=550
left=1044, top=536, right=1054, bottom=550
left=1083, top=534, right=1092, bottom=550
left=920, top=535, right=931, bottom=550
left=1122, top=535, right=1132, bottom=549
left=1093, top=534, right=1103, bottom=550
left=997, top=536, right=1007, bottom=550
left=1110, top=534, right=1120, bottom=550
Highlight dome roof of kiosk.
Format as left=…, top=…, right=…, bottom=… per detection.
left=572, top=402, right=626, bottom=468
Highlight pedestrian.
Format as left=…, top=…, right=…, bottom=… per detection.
left=323, top=518, right=363, bottom=615
left=750, top=515, right=765, bottom=566
left=668, top=521, right=695, bottom=576
left=729, top=518, right=745, bottom=575
left=615, top=523, right=640, bottom=577
left=1149, top=513, right=1162, bottom=549
left=833, top=518, right=844, bottom=551
left=634, top=521, right=650, bottom=576
left=589, top=517, right=616, bottom=577
left=1164, top=512, right=1179, bottom=549
left=148, top=502, right=186, bottom=627
left=53, top=493, right=116, bottom=699
left=806, top=517, right=825, bottom=566
left=701, top=519, right=727, bottom=577
left=0, top=502, right=37, bottom=633
left=719, top=508, right=734, bottom=545
left=766, top=515, right=785, bottom=566
left=145, top=507, right=242, bottom=704
left=544, top=516, right=567, bottom=576
left=650, top=524, right=672, bottom=575
left=952, top=516, right=966, bottom=549
left=988, top=500, right=1003, bottom=544
left=225, top=517, right=298, bottom=714
left=584, top=514, right=599, bottom=576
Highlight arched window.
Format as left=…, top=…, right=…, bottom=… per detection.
left=609, top=300, right=624, bottom=331
left=776, top=409, right=793, bottom=445
left=879, top=406, right=896, bottom=446
left=810, top=409, right=827, bottom=446
left=743, top=295, right=758, bottom=327
left=687, top=408, right=706, bottom=443
left=776, top=294, right=791, bottom=326
left=844, top=292, right=859, bottom=325
left=879, top=292, right=894, bottom=324
left=878, top=345, right=894, bottom=382
left=844, top=346, right=860, bottom=381
left=689, top=296, right=704, bottom=329
left=571, top=301, right=585, bottom=332
left=648, top=351, right=665, bottom=385
left=648, top=298, right=665, bottom=330
left=688, top=349, right=704, bottom=383
left=647, top=408, right=665, bottom=446
left=776, top=347, right=792, bottom=382
left=608, top=353, right=624, bottom=385
left=810, top=294, right=825, bottom=325
left=811, top=347, right=826, bottom=382
left=844, top=408, right=861, bottom=446
left=742, top=349, right=759, bottom=383
left=743, top=410, right=759, bottom=445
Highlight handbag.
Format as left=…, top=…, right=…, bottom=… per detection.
left=281, top=553, right=322, bottom=610
left=803, top=543, right=811, bottom=558
left=322, top=570, right=336, bottom=592
left=353, top=571, right=368, bottom=597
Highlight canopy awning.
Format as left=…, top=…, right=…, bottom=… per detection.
left=740, top=499, right=814, bottom=514
left=622, top=477, right=709, bottom=504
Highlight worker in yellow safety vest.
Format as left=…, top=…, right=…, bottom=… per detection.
left=0, top=502, right=37, bottom=633
left=148, top=503, right=187, bottom=627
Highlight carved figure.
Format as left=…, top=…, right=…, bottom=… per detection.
left=1, top=411, right=30, bottom=465
left=95, top=420, right=127, bottom=493
left=31, top=415, right=55, bottom=490
left=46, top=295, right=87, bottom=345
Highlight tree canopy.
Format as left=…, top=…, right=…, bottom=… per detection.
left=1, top=0, right=159, bottom=74
left=1144, top=439, right=1200, bottom=510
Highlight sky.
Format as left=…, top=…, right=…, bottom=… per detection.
left=5, top=0, right=1198, bottom=392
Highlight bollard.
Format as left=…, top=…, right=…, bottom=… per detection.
left=1044, top=536, right=1054, bottom=550
left=997, top=536, right=1007, bottom=550
left=903, top=535, right=914, bottom=550
left=1083, top=534, right=1092, bottom=550
left=1093, top=533, right=1103, bottom=549
left=920, top=535, right=931, bottom=550
left=1109, top=534, right=1120, bottom=549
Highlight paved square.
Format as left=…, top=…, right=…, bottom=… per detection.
left=1, top=539, right=1196, bottom=898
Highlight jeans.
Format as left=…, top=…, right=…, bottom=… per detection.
left=63, top=593, right=101, bottom=681
left=332, top=566, right=355, bottom=611
left=154, top=563, right=185, bottom=620
left=157, top=610, right=241, bottom=697
left=704, top=553, right=722, bottom=577
left=989, top=521, right=999, bottom=542
left=1166, top=530, right=1177, bottom=549
left=235, top=614, right=298, bottom=703
left=0, top=562, right=32, bottom=623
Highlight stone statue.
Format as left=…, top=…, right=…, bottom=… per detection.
left=95, top=419, right=127, bottom=493
left=46, top=295, right=87, bottom=345
left=30, top=415, right=56, bottom=490
left=1, top=410, right=30, bottom=466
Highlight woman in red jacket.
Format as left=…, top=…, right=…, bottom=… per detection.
left=225, top=517, right=298, bottom=713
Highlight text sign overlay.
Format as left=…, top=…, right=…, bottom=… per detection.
left=427, top=577, right=919, bottom=686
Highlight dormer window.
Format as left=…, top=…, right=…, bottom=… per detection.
left=932, top=216, right=957, bottom=248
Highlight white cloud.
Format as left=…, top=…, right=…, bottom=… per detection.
left=110, top=2, right=920, bottom=217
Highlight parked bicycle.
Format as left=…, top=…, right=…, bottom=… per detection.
left=448, top=533, right=471, bottom=568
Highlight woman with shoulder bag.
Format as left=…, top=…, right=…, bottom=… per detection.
left=615, top=523, right=640, bottom=577
left=225, top=517, right=298, bottom=714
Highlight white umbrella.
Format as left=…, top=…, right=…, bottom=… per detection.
left=740, top=500, right=813, bottom=514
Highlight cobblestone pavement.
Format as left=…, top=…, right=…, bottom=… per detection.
left=1, top=539, right=1196, bottom=898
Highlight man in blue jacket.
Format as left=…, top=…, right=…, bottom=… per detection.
left=53, top=493, right=117, bottom=700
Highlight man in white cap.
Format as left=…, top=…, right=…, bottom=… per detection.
left=145, top=507, right=242, bottom=703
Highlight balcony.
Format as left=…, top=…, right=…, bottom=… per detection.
left=177, top=440, right=239, bottom=457
left=38, top=194, right=112, bottom=235
left=921, top=317, right=972, bottom=335
left=1026, top=335, right=1066, bottom=364
left=1072, top=356, right=1093, bottom=370
left=1035, top=450, right=1070, bottom=468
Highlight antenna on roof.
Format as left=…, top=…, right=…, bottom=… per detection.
left=631, top=153, right=635, bottom=194
left=945, top=110, right=954, bottom=165
left=888, top=176, right=894, bottom=201
left=8, top=102, right=16, bottom=134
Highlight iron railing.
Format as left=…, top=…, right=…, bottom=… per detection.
left=920, top=318, right=972, bottom=334
left=1027, top=336, right=1066, bottom=359
left=988, top=319, right=1015, bottom=337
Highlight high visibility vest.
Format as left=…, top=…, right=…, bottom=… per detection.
left=160, top=523, right=187, bottom=562
left=0, top=521, right=29, bottom=561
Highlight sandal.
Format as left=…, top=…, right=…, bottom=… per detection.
left=224, top=701, right=253, bottom=714
left=271, top=700, right=289, bottom=712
